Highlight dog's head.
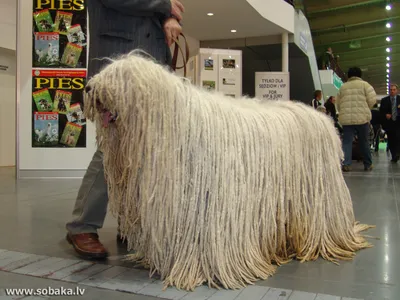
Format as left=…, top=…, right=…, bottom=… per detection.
left=83, top=50, right=176, bottom=129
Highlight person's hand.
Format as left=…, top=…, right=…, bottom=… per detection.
left=386, top=114, right=392, bottom=120
left=163, top=17, right=182, bottom=46
left=171, top=0, right=184, bottom=22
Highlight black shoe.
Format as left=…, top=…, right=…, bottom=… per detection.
left=364, top=164, right=373, bottom=171
left=342, top=165, right=351, bottom=172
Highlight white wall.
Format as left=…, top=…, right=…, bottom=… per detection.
left=0, top=0, right=16, bottom=50
left=0, top=48, right=16, bottom=167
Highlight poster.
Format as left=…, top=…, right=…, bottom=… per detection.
left=255, top=72, right=290, bottom=101
left=32, top=1, right=87, bottom=68
left=32, top=0, right=87, bottom=148
left=32, top=69, right=87, bottom=148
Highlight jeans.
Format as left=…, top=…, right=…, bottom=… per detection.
left=342, top=123, right=372, bottom=167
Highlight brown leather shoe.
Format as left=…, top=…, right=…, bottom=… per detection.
left=66, top=233, right=108, bottom=259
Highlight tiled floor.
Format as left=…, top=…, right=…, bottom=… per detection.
left=0, top=150, right=399, bottom=299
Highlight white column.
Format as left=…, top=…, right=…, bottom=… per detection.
left=282, top=31, right=289, bottom=72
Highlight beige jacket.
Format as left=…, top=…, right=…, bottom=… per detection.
left=336, top=77, right=377, bottom=126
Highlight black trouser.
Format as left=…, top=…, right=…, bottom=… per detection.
left=386, top=121, right=400, bottom=160
left=372, top=124, right=381, bottom=152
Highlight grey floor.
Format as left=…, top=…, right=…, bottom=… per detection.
left=0, top=150, right=399, bottom=300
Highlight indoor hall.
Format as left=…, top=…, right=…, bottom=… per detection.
left=1, top=0, right=400, bottom=299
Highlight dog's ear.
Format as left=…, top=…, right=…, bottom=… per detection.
left=85, top=85, right=91, bottom=93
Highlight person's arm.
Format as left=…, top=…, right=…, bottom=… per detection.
left=365, top=83, right=377, bottom=109
left=99, top=0, right=171, bottom=16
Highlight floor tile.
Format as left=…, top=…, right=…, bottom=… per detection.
left=235, top=286, right=269, bottom=300
left=261, top=287, right=292, bottom=300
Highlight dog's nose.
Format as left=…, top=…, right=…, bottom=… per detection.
left=85, top=85, right=91, bottom=93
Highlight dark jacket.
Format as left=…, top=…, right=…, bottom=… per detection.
left=379, top=95, right=400, bottom=130
left=311, top=99, right=321, bottom=109
left=87, top=0, right=172, bottom=78
left=324, top=101, right=337, bottom=122
left=370, top=108, right=380, bottom=126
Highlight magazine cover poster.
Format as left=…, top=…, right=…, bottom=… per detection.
left=67, top=24, right=86, bottom=46
left=67, top=103, right=86, bottom=125
left=32, top=0, right=87, bottom=68
left=53, top=90, right=72, bottom=114
left=61, top=43, right=82, bottom=68
left=33, top=9, right=54, bottom=32
left=33, top=112, right=59, bottom=147
left=32, top=69, right=87, bottom=148
left=33, top=88, right=53, bottom=112
left=54, top=11, right=73, bottom=35
left=33, top=32, right=59, bottom=67
left=60, top=122, right=83, bottom=147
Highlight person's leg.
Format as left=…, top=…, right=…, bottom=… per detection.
left=356, top=123, right=373, bottom=170
left=373, top=125, right=380, bottom=152
left=394, top=123, right=400, bottom=161
left=387, top=127, right=397, bottom=161
left=342, top=125, right=355, bottom=170
left=66, top=149, right=109, bottom=258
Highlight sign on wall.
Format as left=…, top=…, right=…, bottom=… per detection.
left=31, top=0, right=87, bottom=148
left=255, top=72, right=290, bottom=101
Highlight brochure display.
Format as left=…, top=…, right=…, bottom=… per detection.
left=255, top=72, right=290, bottom=101
left=198, top=49, right=242, bottom=98
left=31, top=0, right=87, bottom=148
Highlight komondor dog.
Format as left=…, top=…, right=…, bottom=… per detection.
left=83, top=51, right=373, bottom=291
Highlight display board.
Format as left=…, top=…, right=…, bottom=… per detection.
left=198, top=49, right=242, bottom=98
left=255, top=72, right=290, bottom=101
left=31, top=0, right=87, bottom=148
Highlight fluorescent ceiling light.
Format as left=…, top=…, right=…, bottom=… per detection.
left=386, top=23, right=392, bottom=28
left=386, top=48, right=391, bottom=52
left=387, top=56, right=391, bottom=61
left=387, top=63, right=390, bottom=67
left=386, top=37, right=391, bottom=42
left=387, top=69, right=390, bottom=73
left=231, top=29, right=237, bottom=33
left=386, top=4, right=392, bottom=10
left=387, top=74, right=390, bottom=78
left=207, top=13, right=214, bottom=16
left=387, top=79, right=390, bottom=82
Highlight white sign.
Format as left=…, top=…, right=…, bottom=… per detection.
left=255, top=72, right=290, bottom=101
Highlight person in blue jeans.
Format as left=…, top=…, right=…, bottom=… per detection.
left=336, top=67, right=377, bottom=172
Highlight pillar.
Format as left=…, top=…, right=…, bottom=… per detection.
left=282, top=31, right=289, bottom=72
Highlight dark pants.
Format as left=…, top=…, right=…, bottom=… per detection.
left=372, top=124, right=381, bottom=152
left=386, top=122, right=400, bottom=160
left=342, top=123, right=372, bottom=167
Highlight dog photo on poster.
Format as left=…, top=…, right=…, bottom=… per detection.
left=32, top=69, right=87, bottom=148
left=32, top=0, right=87, bottom=68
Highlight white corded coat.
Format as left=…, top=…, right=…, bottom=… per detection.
left=83, top=52, right=373, bottom=291
left=336, top=77, right=377, bottom=126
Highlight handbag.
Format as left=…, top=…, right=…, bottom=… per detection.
left=171, top=33, right=190, bottom=77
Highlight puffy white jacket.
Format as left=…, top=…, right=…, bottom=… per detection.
left=336, top=77, right=376, bottom=126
